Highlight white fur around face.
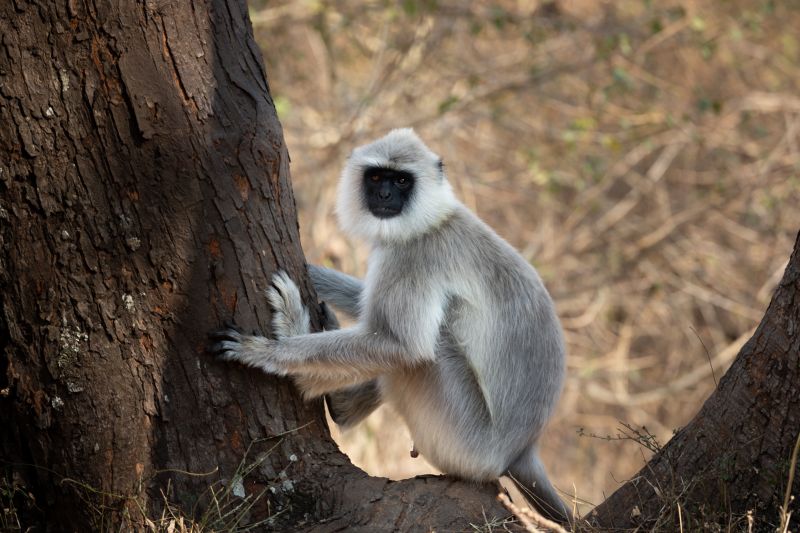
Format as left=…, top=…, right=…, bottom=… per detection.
left=335, top=128, right=459, bottom=244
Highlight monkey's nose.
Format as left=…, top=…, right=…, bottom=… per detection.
left=378, top=189, right=392, bottom=200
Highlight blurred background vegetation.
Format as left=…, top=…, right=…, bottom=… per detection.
left=248, top=0, right=800, bottom=514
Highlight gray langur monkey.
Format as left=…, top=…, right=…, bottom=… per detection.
left=211, top=128, right=570, bottom=523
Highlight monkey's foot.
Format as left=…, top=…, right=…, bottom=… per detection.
left=319, top=301, right=341, bottom=331
left=208, top=327, right=287, bottom=376
left=267, top=271, right=310, bottom=339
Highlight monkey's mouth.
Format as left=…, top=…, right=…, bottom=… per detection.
left=370, top=206, right=402, bottom=218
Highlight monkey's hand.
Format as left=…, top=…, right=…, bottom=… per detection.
left=209, top=327, right=288, bottom=376
left=266, top=271, right=310, bottom=339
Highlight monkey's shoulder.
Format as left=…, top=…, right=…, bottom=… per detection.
left=431, top=208, right=537, bottom=275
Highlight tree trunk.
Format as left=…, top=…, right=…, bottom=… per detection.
left=589, top=230, right=800, bottom=530
left=0, top=1, right=508, bottom=531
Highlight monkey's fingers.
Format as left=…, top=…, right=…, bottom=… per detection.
left=208, top=328, right=247, bottom=361
left=208, top=327, right=245, bottom=343
left=208, top=328, right=287, bottom=373
left=211, top=342, right=243, bottom=362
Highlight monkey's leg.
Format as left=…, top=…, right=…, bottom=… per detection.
left=266, top=271, right=310, bottom=339
left=324, top=380, right=382, bottom=428
left=389, top=332, right=512, bottom=477
left=267, top=271, right=341, bottom=335
left=507, top=445, right=571, bottom=525
left=308, top=265, right=363, bottom=319
left=288, top=373, right=369, bottom=398
left=435, top=342, right=570, bottom=524
left=393, top=333, right=567, bottom=526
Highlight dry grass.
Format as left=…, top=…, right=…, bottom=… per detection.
left=779, top=432, right=800, bottom=533
left=0, top=434, right=296, bottom=532
left=250, top=0, right=800, bottom=521
left=0, top=473, right=31, bottom=532
left=498, top=492, right=569, bottom=533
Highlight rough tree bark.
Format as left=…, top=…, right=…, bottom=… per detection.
left=589, top=231, right=800, bottom=531
left=1, top=1, right=798, bottom=532
left=0, top=1, right=508, bottom=531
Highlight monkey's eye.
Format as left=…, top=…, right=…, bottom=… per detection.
left=394, top=176, right=410, bottom=188
left=369, top=174, right=381, bottom=182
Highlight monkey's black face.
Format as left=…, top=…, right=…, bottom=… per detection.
left=363, top=166, right=415, bottom=219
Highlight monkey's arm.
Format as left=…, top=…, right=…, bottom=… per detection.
left=212, top=271, right=441, bottom=386
left=308, top=265, right=363, bottom=318
left=213, top=272, right=443, bottom=379
left=211, top=326, right=425, bottom=383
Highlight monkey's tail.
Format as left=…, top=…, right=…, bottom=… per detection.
left=507, top=446, right=573, bottom=525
